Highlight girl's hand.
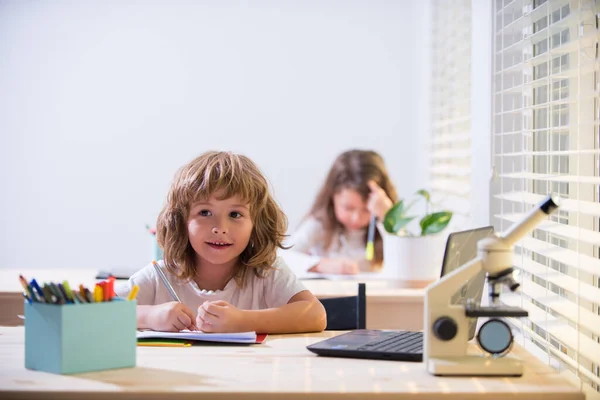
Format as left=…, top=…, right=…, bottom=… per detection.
left=317, top=258, right=359, bottom=275
left=148, top=302, right=197, bottom=332
left=197, top=300, right=248, bottom=333
left=367, top=180, right=393, bottom=220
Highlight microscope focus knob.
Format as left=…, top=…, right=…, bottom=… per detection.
left=433, top=317, right=457, bottom=341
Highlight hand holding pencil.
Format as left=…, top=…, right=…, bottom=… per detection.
left=366, top=180, right=394, bottom=220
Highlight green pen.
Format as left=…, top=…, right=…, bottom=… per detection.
left=62, top=281, right=75, bottom=303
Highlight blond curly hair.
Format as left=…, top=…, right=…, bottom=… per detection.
left=156, top=151, right=287, bottom=287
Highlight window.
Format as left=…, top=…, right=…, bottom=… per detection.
left=430, top=0, right=472, bottom=230
left=492, top=0, right=600, bottom=395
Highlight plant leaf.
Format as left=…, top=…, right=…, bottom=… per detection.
left=420, top=211, right=453, bottom=235
left=415, top=189, right=430, bottom=202
left=383, top=201, right=404, bottom=233
left=384, top=201, right=417, bottom=234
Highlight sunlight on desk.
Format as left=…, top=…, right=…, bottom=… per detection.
left=0, top=327, right=584, bottom=399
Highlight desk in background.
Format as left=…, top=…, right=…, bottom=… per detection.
left=0, top=326, right=583, bottom=399
left=0, top=269, right=426, bottom=330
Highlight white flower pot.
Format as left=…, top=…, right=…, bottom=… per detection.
left=381, top=232, right=448, bottom=282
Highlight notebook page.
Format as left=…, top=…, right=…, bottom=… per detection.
left=137, top=330, right=257, bottom=344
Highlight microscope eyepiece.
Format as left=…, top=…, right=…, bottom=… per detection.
left=540, top=194, right=560, bottom=215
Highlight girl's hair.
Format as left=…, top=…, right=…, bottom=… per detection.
left=156, top=151, right=287, bottom=286
left=308, top=149, right=398, bottom=269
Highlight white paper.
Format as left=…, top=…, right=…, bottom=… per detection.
left=278, top=249, right=321, bottom=275
left=137, top=329, right=257, bottom=343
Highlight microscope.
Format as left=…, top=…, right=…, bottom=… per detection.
left=424, top=194, right=560, bottom=376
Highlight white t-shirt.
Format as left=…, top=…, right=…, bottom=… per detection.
left=115, top=257, right=307, bottom=318
left=287, top=217, right=373, bottom=272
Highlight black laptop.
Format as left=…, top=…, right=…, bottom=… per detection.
left=306, top=226, right=495, bottom=362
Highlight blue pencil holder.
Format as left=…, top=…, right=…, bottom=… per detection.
left=24, top=300, right=137, bottom=374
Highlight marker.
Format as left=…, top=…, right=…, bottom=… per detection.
left=94, top=284, right=104, bottom=303
left=57, top=283, right=72, bottom=304
left=61, top=281, right=75, bottom=303
left=72, top=291, right=87, bottom=303
left=106, top=276, right=116, bottom=300
left=41, top=284, right=57, bottom=304
left=84, top=287, right=94, bottom=303
left=127, top=285, right=140, bottom=301
left=49, top=283, right=66, bottom=304
left=365, top=215, right=376, bottom=261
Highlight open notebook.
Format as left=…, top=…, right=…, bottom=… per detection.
left=137, top=329, right=267, bottom=344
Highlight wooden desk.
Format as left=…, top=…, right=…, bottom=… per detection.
left=0, top=269, right=425, bottom=330
left=0, top=326, right=583, bottom=399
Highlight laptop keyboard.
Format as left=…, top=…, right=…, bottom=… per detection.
left=356, top=331, right=423, bottom=354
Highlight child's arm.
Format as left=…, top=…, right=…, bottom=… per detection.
left=308, top=258, right=359, bottom=274
left=246, top=291, right=326, bottom=333
left=197, top=291, right=326, bottom=334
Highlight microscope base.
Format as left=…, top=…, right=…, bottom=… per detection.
left=428, top=355, right=524, bottom=376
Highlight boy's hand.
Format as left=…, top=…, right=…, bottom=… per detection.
left=197, top=301, right=247, bottom=333
left=367, top=180, right=393, bottom=220
left=148, top=301, right=197, bottom=332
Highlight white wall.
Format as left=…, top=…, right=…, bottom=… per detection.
left=0, top=0, right=428, bottom=270
left=470, top=0, right=492, bottom=228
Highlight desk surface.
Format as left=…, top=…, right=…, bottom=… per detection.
left=0, top=326, right=583, bottom=399
left=0, top=268, right=426, bottom=297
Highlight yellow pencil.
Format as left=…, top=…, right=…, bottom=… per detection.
left=127, top=285, right=140, bottom=301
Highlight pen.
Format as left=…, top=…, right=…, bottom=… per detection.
left=365, top=214, right=376, bottom=261
left=127, top=285, right=140, bottom=301
left=29, top=279, right=46, bottom=303
left=152, top=260, right=181, bottom=302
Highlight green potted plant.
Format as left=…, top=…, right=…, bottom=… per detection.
left=380, top=190, right=453, bottom=282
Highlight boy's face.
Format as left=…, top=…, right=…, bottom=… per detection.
left=187, top=190, right=253, bottom=271
left=333, top=188, right=371, bottom=232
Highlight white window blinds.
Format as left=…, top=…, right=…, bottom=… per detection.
left=430, top=0, right=473, bottom=230
left=492, top=0, right=600, bottom=395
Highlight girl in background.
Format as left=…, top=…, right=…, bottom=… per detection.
left=288, top=149, right=398, bottom=275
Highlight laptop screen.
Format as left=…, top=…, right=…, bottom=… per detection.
left=440, top=226, right=495, bottom=340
